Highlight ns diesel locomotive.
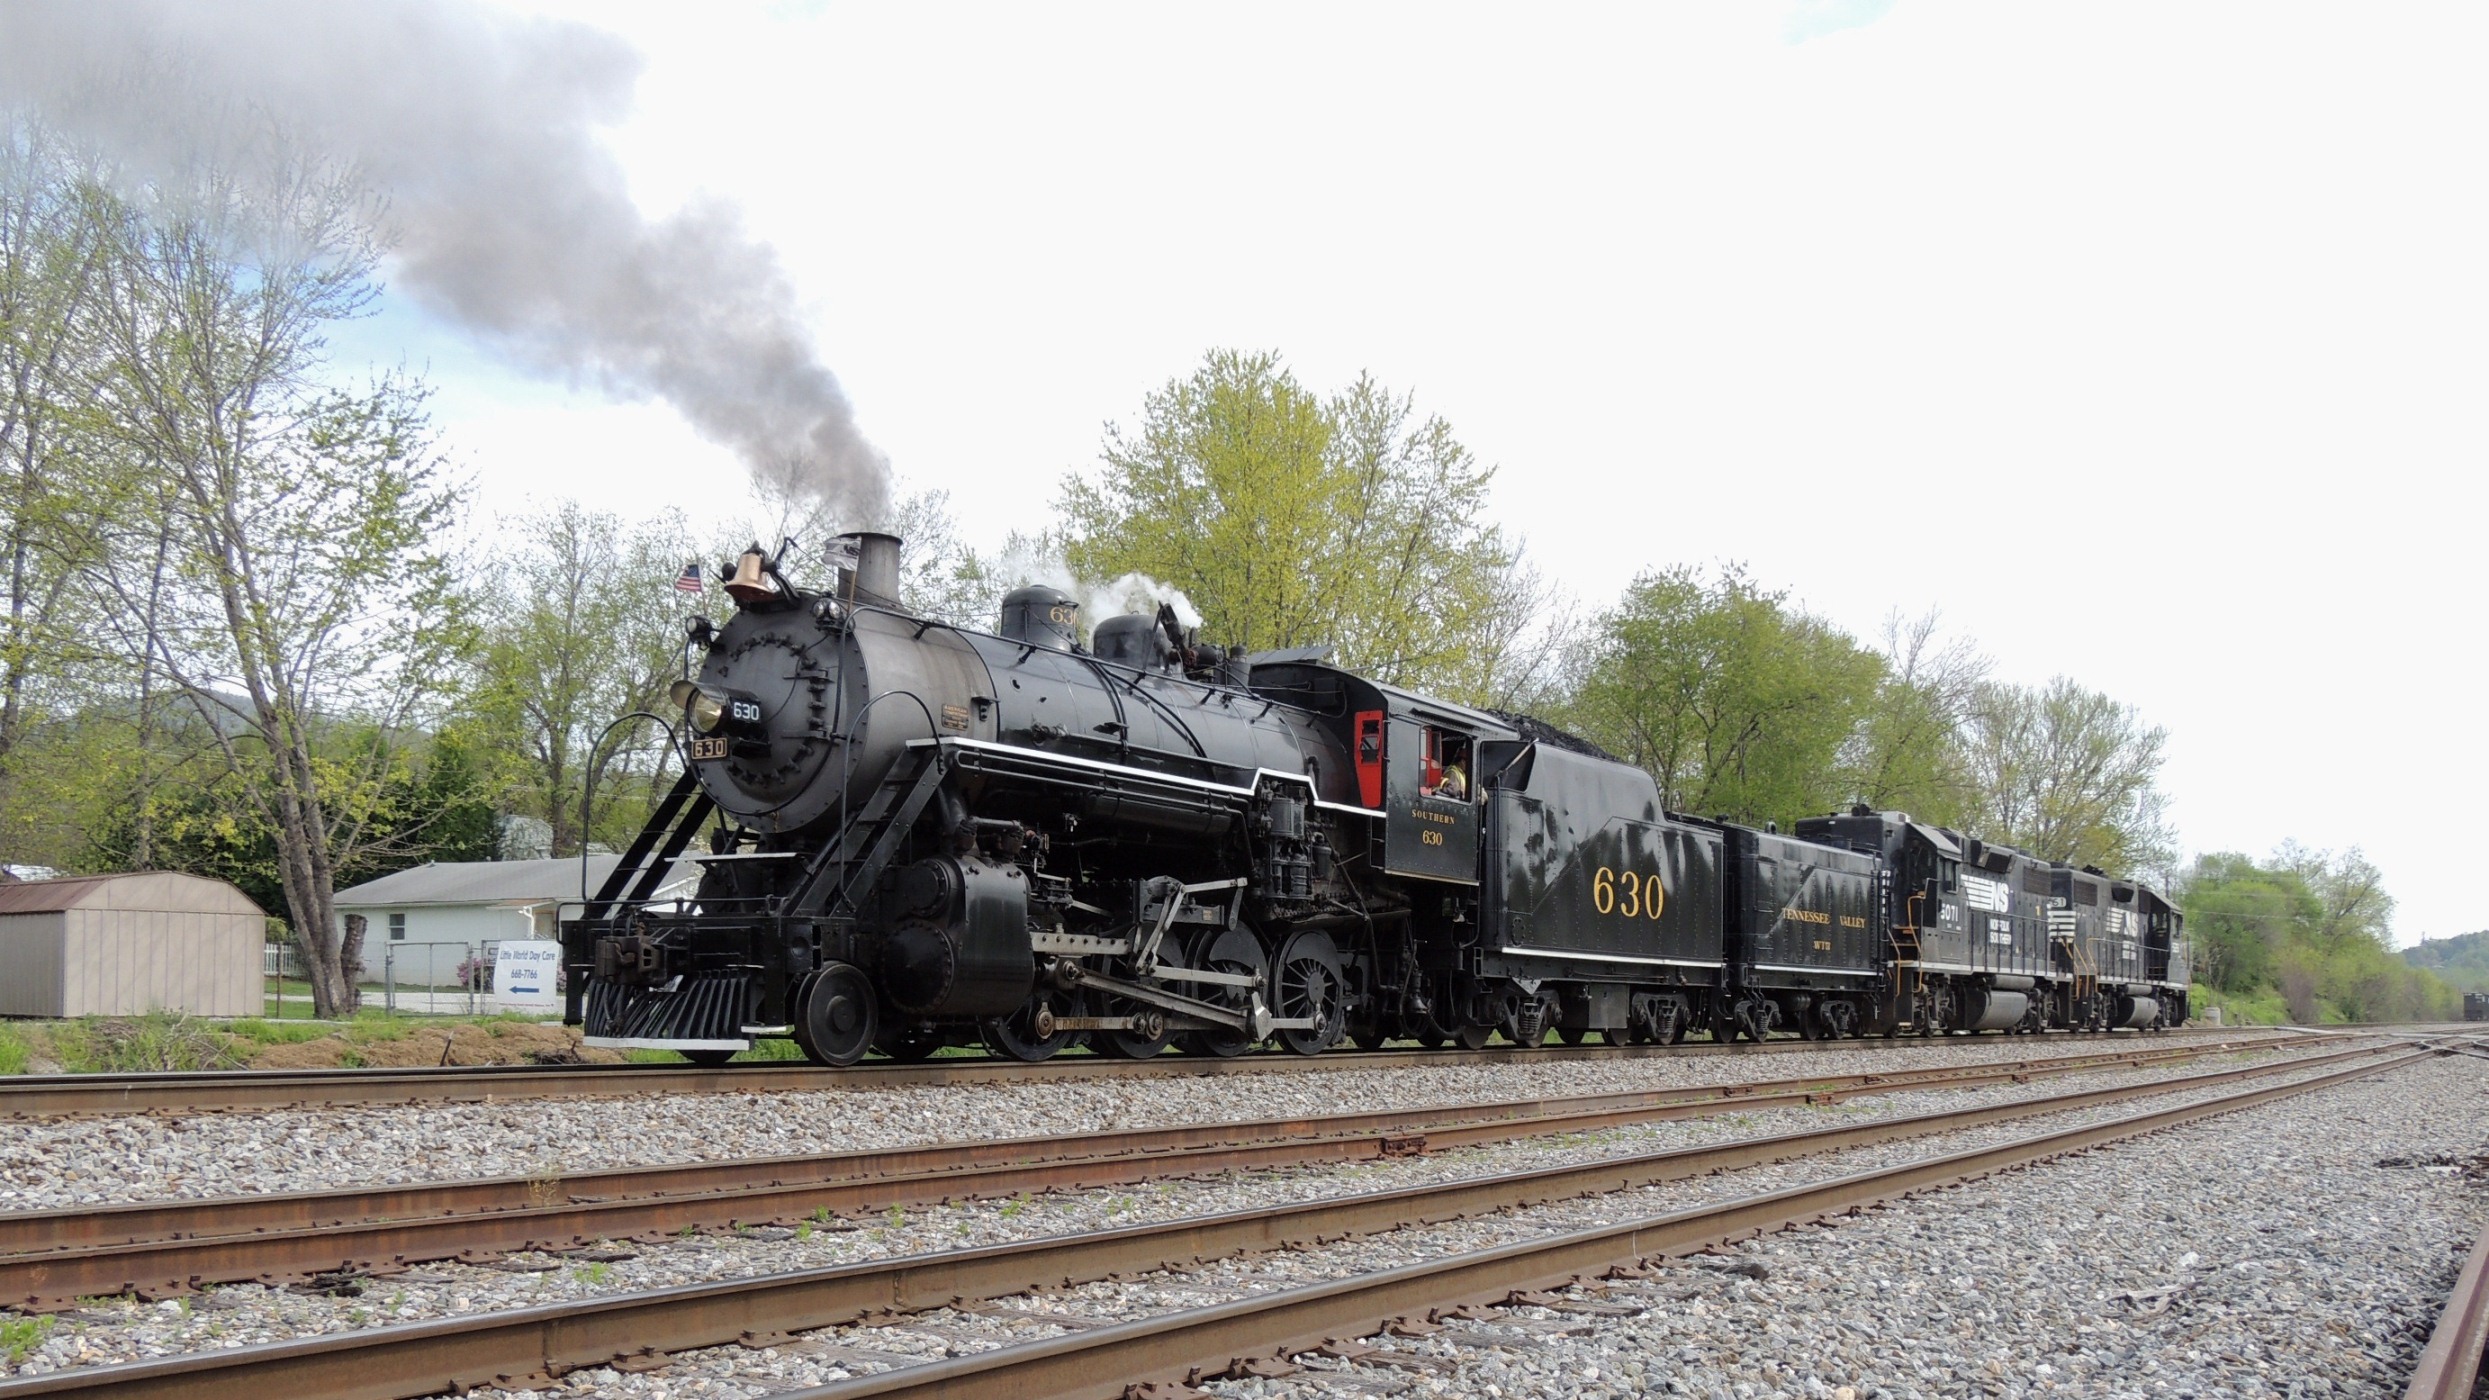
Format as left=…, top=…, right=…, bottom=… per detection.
left=562, top=535, right=2190, bottom=1064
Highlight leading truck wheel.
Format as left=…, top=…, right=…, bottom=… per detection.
left=795, top=963, right=878, bottom=1067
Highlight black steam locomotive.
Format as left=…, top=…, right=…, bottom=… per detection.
left=561, top=534, right=2190, bottom=1065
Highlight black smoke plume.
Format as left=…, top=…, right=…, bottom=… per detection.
left=0, top=0, right=887, bottom=517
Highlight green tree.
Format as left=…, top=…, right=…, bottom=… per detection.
left=2402, top=929, right=2489, bottom=995
left=1058, top=350, right=1541, bottom=701
left=2177, top=851, right=2309, bottom=993
left=473, top=503, right=693, bottom=857
left=1841, top=609, right=1987, bottom=825
left=1959, top=676, right=2173, bottom=872
left=1567, top=563, right=1884, bottom=826
left=80, top=160, right=466, bottom=1018
left=0, top=123, right=119, bottom=802
left=93, top=725, right=500, bottom=936
left=2179, top=847, right=2453, bottom=1023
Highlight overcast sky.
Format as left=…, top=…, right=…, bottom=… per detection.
left=326, top=1, right=2483, bottom=943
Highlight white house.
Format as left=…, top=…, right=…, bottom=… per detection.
left=334, top=857, right=695, bottom=989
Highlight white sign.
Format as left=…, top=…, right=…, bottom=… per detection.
left=494, top=940, right=563, bottom=1010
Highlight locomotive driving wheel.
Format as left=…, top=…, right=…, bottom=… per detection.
left=981, top=986, right=1086, bottom=1063
left=1175, top=926, right=1267, bottom=1058
left=1272, top=929, right=1347, bottom=1056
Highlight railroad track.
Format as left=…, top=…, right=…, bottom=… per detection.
left=0, top=1037, right=2433, bottom=1399
left=795, top=1044, right=2446, bottom=1400
left=0, top=1034, right=2285, bottom=1310
left=0, top=1025, right=2269, bottom=1118
left=2405, top=1214, right=2489, bottom=1400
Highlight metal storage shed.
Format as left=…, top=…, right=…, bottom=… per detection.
left=0, top=872, right=266, bottom=1018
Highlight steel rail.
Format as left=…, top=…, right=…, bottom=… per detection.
left=0, top=1043, right=2424, bottom=1400
left=0, top=1026, right=2270, bottom=1119
left=0, top=1036, right=2282, bottom=1308
left=2404, top=1218, right=2489, bottom=1400
left=783, top=1047, right=2436, bottom=1400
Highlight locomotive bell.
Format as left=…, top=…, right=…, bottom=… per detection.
left=723, top=549, right=780, bottom=606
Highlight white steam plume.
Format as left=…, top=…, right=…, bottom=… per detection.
left=985, top=544, right=1206, bottom=640
left=0, top=0, right=887, bottom=519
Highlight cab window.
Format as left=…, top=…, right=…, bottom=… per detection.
left=1421, top=727, right=1475, bottom=803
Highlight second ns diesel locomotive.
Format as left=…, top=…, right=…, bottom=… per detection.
left=561, top=535, right=2189, bottom=1064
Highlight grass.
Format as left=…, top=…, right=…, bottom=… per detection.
left=1, top=1315, right=54, bottom=1364
left=2195, top=986, right=2292, bottom=1026
left=224, top=1017, right=336, bottom=1047
left=44, top=1012, right=249, bottom=1072
left=0, top=1006, right=575, bottom=1077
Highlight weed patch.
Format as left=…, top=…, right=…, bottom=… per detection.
left=1, top=1315, right=54, bottom=1364
left=50, top=1012, right=245, bottom=1072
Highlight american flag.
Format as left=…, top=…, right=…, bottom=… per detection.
left=672, top=562, right=704, bottom=595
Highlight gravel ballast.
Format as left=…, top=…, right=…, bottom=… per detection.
left=2, top=1041, right=2442, bottom=1393
left=0, top=1034, right=2290, bottom=1211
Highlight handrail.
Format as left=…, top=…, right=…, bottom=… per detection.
left=577, top=709, right=681, bottom=904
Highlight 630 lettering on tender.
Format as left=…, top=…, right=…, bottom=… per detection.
left=1591, top=865, right=1667, bottom=919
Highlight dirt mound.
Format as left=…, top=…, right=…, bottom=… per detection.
left=246, top=1022, right=626, bottom=1070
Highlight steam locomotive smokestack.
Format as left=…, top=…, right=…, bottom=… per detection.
left=830, top=532, right=901, bottom=608
left=0, top=0, right=889, bottom=520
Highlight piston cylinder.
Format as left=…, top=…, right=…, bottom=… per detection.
left=878, top=855, right=1033, bottom=1016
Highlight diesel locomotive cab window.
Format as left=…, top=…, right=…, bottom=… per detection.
left=1422, top=727, right=1474, bottom=802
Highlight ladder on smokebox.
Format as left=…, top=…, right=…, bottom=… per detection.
left=782, top=744, right=948, bottom=922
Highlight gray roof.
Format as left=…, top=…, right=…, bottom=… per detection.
left=0, top=871, right=265, bottom=917
left=335, top=857, right=691, bottom=908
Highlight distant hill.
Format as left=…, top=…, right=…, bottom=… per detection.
left=2403, top=929, right=2489, bottom=993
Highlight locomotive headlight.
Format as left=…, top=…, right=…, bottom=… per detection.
left=669, top=680, right=729, bottom=734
